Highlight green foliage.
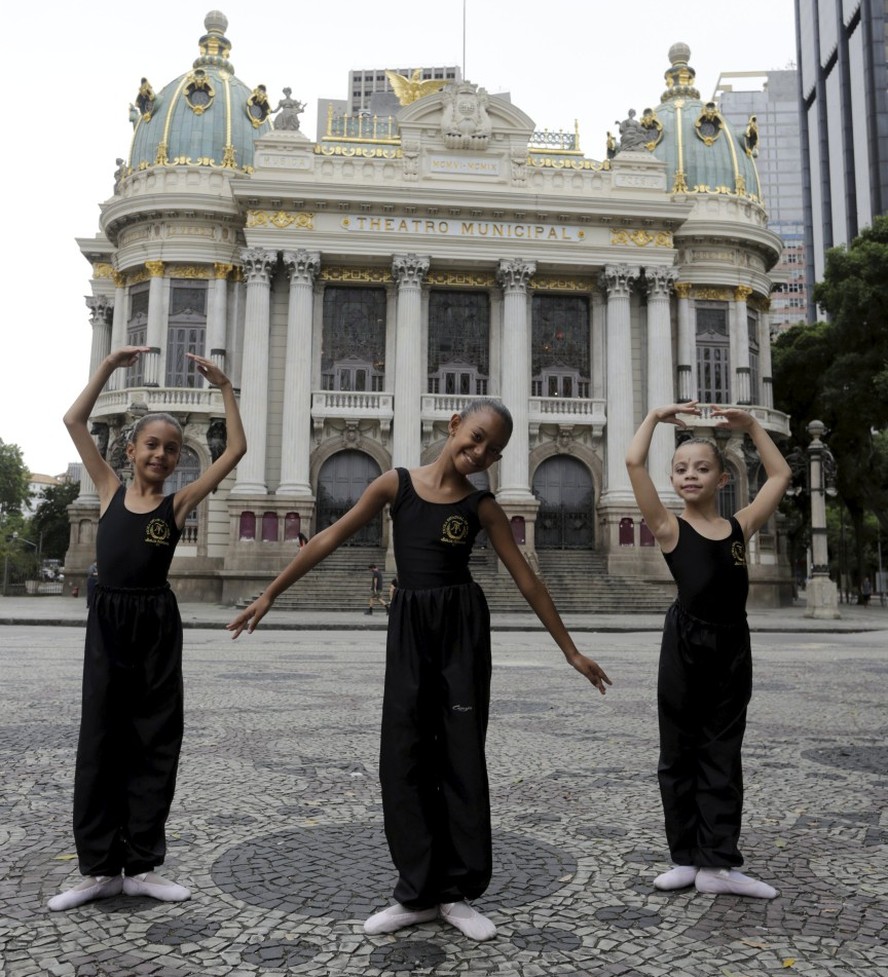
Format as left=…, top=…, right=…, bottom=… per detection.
left=0, top=440, right=30, bottom=516
left=773, top=216, right=888, bottom=579
left=29, top=480, right=80, bottom=561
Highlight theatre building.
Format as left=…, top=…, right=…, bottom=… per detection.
left=68, top=12, right=792, bottom=607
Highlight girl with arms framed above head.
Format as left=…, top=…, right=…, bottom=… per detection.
left=626, top=402, right=790, bottom=899
left=48, top=346, right=246, bottom=911
left=227, top=398, right=611, bottom=941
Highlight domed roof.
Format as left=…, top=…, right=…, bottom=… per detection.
left=621, top=44, right=762, bottom=204
left=127, top=11, right=272, bottom=175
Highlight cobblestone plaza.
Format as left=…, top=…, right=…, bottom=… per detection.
left=2, top=605, right=886, bottom=976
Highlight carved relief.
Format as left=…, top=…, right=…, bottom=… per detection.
left=440, top=82, right=491, bottom=151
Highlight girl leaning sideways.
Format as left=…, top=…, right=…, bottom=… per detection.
left=227, top=399, right=611, bottom=941
left=48, top=346, right=246, bottom=911
left=626, top=402, right=790, bottom=899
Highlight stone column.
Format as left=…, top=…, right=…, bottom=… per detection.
left=143, top=260, right=165, bottom=386
left=391, top=254, right=429, bottom=469
left=278, top=249, right=320, bottom=497
left=733, top=285, right=753, bottom=405
left=759, top=300, right=774, bottom=409
left=591, top=288, right=606, bottom=401
left=208, top=263, right=233, bottom=370
left=674, top=282, right=695, bottom=401
left=496, top=258, right=536, bottom=501
left=108, top=273, right=127, bottom=391
left=645, top=266, right=678, bottom=494
left=230, top=247, right=276, bottom=496
left=601, top=264, right=640, bottom=503
left=805, top=420, right=840, bottom=618
left=78, top=297, right=114, bottom=504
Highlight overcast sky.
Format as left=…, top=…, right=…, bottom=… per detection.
left=3, top=0, right=797, bottom=476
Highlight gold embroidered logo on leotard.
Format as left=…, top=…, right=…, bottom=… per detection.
left=145, top=518, right=171, bottom=546
left=732, top=541, right=747, bottom=566
left=441, top=514, right=469, bottom=545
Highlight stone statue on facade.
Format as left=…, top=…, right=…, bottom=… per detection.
left=207, top=419, right=228, bottom=463
left=273, top=88, right=305, bottom=131
left=744, top=114, right=759, bottom=156
left=113, top=158, right=126, bottom=194
left=135, top=78, right=156, bottom=119
left=441, top=81, right=491, bottom=151
left=615, top=109, right=649, bottom=153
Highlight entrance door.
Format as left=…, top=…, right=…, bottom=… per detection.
left=532, top=456, right=595, bottom=549
left=316, top=451, right=383, bottom=545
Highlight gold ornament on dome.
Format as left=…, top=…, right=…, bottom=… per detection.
left=694, top=102, right=724, bottom=146
left=385, top=69, right=446, bottom=106
left=246, top=85, right=271, bottom=128
left=183, top=69, right=215, bottom=115
left=639, top=108, right=664, bottom=150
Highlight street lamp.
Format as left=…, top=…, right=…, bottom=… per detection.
left=804, top=420, right=840, bottom=619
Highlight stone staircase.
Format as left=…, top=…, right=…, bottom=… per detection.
left=237, top=546, right=673, bottom=615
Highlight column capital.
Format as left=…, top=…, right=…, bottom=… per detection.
left=673, top=281, right=692, bottom=299
left=111, top=270, right=127, bottom=288
left=644, top=265, right=678, bottom=297
left=282, top=249, right=321, bottom=286
left=496, top=257, right=536, bottom=292
left=602, top=264, right=640, bottom=297
left=213, top=262, right=234, bottom=280
left=392, top=253, right=430, bottom=287
left=734, top=284, right=754, bottom=302
left=86, top=295, right=113, bottom=326
left=239, top=247, right=277, bottom=284
left=145, top=260, right=165, bottom=278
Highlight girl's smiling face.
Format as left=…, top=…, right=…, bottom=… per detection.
left=127, top=420, right=183, bottom=483
left=449, top=408, right=510, bottom=474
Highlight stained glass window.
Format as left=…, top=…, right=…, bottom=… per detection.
left=531, top=295, right=590, bottom=398
left=427, top=291, right=490, bottom=395
left=166, top=280, right=207, bottom=387
left=321, top=287, right=386, bottom=391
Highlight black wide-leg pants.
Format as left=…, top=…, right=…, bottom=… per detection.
left=657, top=602, right=752, bottom=868
left=380, top=582, right=492, bottom=909
left=73, top=586, right=184, bottom=877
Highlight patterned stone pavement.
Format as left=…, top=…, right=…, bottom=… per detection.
left=1, top=622, right=886, bottom=977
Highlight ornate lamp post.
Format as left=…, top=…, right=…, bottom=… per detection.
left=804, top=420, right=840, bottom=619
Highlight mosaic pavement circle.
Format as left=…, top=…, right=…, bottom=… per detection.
left=211, top=823, right=577, bottom=918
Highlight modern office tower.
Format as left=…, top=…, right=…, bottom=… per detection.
left=795, top=0, right=888, bottom=320
left=714, top=70, right=808, bottom=331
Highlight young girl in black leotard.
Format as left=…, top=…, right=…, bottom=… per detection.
left=228, top=399, right=611, bottom=941
left=626, top=402, right=790, bottom=899
left=48, top=346, right=246, bottom=911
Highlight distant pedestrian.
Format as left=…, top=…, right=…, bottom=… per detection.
left=86, top=562, right=98, bottom=608
left=626, top=402, right=790, bottom=899
left=226, top=398, right=610, bottom=941
left=48, top=346, right=246, bottom=912
left=861, top=577, right=872, bottom=607
left=365, top=562, right=388, bottom=615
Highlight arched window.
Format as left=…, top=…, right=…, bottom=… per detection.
left=261, top=512, right=278, bottom=542
left=316, top=451, right=384, bottom=545
left=718, top=462, right=738, bottom=519
left=239, top=511, right=256, bottom=541
left=164, top=445, right=201, bottom=541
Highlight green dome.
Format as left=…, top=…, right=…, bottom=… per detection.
left=633, top=43, right=762, bottom=203
left=127, top=11, right=272, bottom=175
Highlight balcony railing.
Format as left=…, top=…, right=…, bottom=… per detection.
left=94, top=387, right=222, bottom=418
left=311, top=390, right=394, bottom=439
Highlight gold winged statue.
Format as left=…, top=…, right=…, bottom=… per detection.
left=385, top=69, right=446, bottom=106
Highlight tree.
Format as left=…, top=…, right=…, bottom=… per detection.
left=773, top=215, right=888, bottom=586
left=30, top=480, right=80, bottom=561
left=0, top=439, right=30, bottom=516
